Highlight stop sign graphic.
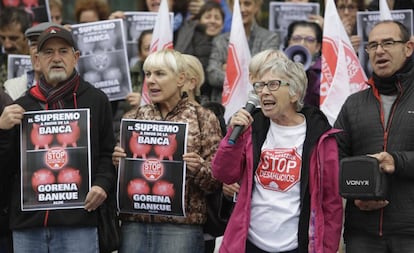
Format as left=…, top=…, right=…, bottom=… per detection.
left=141, top=159, right=164, bottom=181
left=255, top=148, right=302, bottom=192
left=45, top=147, right=68, bottom=170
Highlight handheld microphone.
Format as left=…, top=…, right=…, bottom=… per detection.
left=228, top=92, right=260, bottom=145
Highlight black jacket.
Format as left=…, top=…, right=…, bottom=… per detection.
left=0, top=78, right=116, bottom=229
left=335, top=64, right=414, bottom=238
left=174, top=21, right=213, bottom=99
left=0, top=91, right=12, bottom=235
left=174, top=20, right=212, bottom=70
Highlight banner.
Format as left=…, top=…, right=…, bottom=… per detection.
left=117, top=119, right=187, bottom=217
left=20, top=109, right=91, bottom=211
left=320, top=0, right=367, bottom=125
left=222, top=0, right=252, bottom=122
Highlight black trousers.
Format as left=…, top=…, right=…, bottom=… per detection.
left=205, top=239, right=215, bottom=253
left=245, top=239, right=298, bottom=253
left=345, top=233, right=414, bottom=253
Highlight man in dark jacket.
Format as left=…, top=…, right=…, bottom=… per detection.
left=335, top=20, right=414, bottom=252
left=0, top=26, right=116, bottom=252
left=0, top=90, right=13, bottom=253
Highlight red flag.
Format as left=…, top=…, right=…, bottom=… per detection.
left=222, top=0, right=252, bottom=121
left=320, top=0, right=367, bottom=125
left=141, top=0, right=174, bottom=105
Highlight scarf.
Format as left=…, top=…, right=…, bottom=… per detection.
left=373, top=57, right=413, bottom=95
left=30, top=70, right=80, bottom=109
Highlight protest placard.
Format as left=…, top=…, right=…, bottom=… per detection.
left=21, top=109, right=91, bottom=211
left=7, top=54, right=32, bottom=80
left=71, top=19, right=132, bottom=101
left=117, top=119, right=188, bottom=217
left=268, top=2, right=319, bottom=50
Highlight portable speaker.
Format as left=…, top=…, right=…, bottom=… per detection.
left=339, top=156, right=389, bottom=200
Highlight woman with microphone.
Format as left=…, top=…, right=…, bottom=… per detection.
left=212, top=57, right=343, bottom=253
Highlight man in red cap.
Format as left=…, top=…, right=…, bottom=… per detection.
left=0, top=26, right=116, bottom=253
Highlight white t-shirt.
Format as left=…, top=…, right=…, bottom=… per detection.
left=248, top=117, right=306, bottom=252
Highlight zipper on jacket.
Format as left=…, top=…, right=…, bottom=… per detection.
left=379, top=208, right=384, bottom=236
left=43, top=210, right=49, bottom=227
left=377, top=81, right=402, bottom=237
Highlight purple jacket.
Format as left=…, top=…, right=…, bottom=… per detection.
left=304, top=57, right=321, bottom=108
left=212, top=107, right=342, bottom=253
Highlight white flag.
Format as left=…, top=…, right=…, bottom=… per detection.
left=149, top=0, right=173, bottom=52
left=320, top=0, right=368, bottom=125
left=380, top=0, right=393, bottom=20
left=222, top=0, right=252, bottom=121
left=141, top=0, right=174, bottom=105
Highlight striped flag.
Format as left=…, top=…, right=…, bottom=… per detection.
left=141, top=0, right=174, bottom=105
left=320, top=0, right=368, bottom=125
left=222, top=0, right=252, bottom=121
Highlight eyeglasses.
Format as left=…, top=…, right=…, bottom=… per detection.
left=337, top=4, right=357, bottom=11
left=290, top=35, right=317, bottom=44
left=365, top=40, right=406, bottom=53
left=253, top=80, right=289, bottom=92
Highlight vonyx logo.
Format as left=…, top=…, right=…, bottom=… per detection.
left=346, top=180, right=369, bottom=186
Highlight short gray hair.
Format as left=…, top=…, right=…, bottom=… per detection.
left=257, top=57, right=307, bottom=111
left=249, top=49, right=288, bottom=80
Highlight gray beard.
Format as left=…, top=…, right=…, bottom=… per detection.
left=48, top=71, right=67, bottom=84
